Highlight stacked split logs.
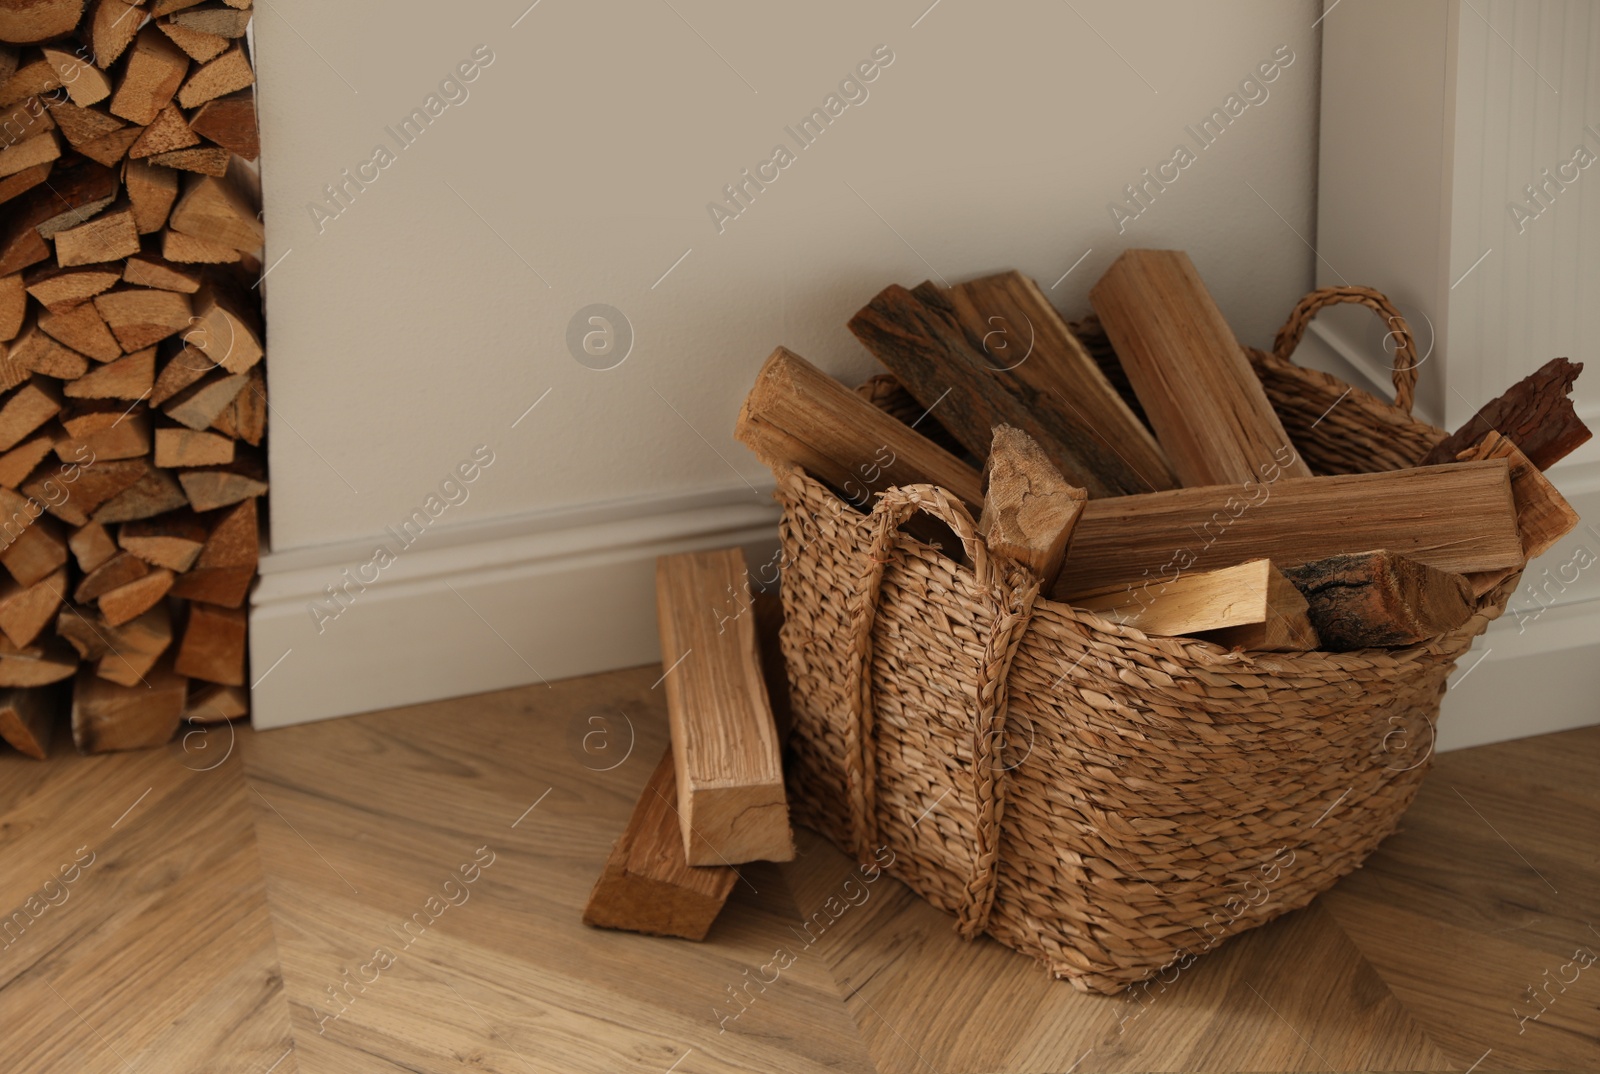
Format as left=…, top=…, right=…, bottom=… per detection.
left=0, top=0, right=263, bottom=760
left=741, top=250, right=1587, bottom=655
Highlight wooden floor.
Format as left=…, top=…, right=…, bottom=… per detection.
left=0, top=666, right=1595, bottom=1074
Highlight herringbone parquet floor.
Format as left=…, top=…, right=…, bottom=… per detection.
left=1, top=665, right=1595, bottom=1073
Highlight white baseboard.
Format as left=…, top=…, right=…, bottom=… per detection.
left=1437, top=593, right=1600, bottom=751
left=250, top=475, right=1600, bottom=751
left=248, top=484, right=780, bottom=729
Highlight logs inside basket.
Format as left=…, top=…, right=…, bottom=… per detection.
left=0, top=4, right=264, bottom=761
left=738, top=253, right=1590, bottom=654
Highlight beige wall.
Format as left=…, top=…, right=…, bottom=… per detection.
left=254, top=0, right=1324, bottom=554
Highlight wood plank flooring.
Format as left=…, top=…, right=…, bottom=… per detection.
left=0, top=664, right=1595, bottom=1073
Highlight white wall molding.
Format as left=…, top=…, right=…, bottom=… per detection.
left=249, top=484, right=780, bottom=729
left=1439, top=590, right=1600, bottom=751
left=1315, top=0, right=1598, bottom=750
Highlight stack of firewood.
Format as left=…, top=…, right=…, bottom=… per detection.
left=0, top=0, right=264, bottom=761
left=582, top=248, right=1590, bottom=942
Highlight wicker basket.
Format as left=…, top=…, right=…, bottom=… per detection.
left=770, top=286, right=1521, bottom=994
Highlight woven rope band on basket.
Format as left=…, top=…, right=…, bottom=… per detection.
left=773, top=287, right=1521, bottom=994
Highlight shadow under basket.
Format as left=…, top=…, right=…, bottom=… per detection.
left=769, top=286, right=1521, bottom=993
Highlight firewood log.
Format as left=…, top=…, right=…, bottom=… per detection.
left=158, top=20, right=231, bottom=64
left=0, top=683, right=63, bottom=758
left=109, top=25, right=190, bottom=126
left=849, top=284, right=1122, bottom=495
left=40, top=46, right=110, bottom=105
left=54, top=204, right=140, bottom=266
left=0, top=376, right=63, bottom=450
left=922, top=271, right=1178, bottom=494
left=0, top=130, right=58, bottom=179
left=187, top=90, right=256, bottom=159
left=0, top=161, right=52, bottom=208
left=978, top=425, right=1084, bottom=590
left=1453, top=430, right=1581, bottom=597
left=26, top=263, right=122, bottom=312
left=152, top=426, right=227, bottom=468
left=24, top=457, right=145, bottom=524
left=94, top=603, right=173, bottom=686
left=76, top=549, right=146, bottom=602
left=97, top=566, right=173, bottom=625
left=1071, top=558, right=1316, bottom=646
left=1050, top=460, right=1525, bottom=600
left=0, top=270, right=25, bottom=339
left=734, top=345, right=983, bottom=508
left=10, top=315, right=89, bottom=379
left=0, top=429, right=57, bottom=487
left=39, top=301, right=121, bottom=361
left=67, top=520, right=116, bottom=572
left=169, top=166, right=262, bottom=252
left=0, top=513, right=67, bottom=586
left=1088, top=249, right=1312, bottom=487
left=582, top=745, right=738, bottom=941
left=120, top=508, right=206, bottom=571
left=175, top=43, right=251, bottom=108
left=177, top=453, right=265, bottom=511
left=209, top=363, right=262, bottom=443
left=92, top=289, right=192, bottom=351
left=184, top=680, right=247, bottom=722
left=168, top=496, right=255, bottom=607
left=147, top=144, right=229, bottom=175
left=0, top=639, right=78, bottom=687
left=94, top=465, right=188, bottom=522
left=170, top=4, right=250, bottom=37
left=124, top=252, right=203, bottom=293
left=162, top=369, right=245, bottom=428
left=90, top=0, right=145, bottom=67
left=161, top=227, right=240, bottom=262
left=1420, top=358, right=1590, bottom=470
left=173, top=599, right=243, bottom=684
left=0, top=565, right=66, bottom=647
left=1283, top=550, right=1474, bottom=651
left=54, top=407, right=151, bottom=460
left=125, top=159, right=180, bottom=233
left=71, top=653, right=186, bottom=753
left=1456, top=430, right=1579, bottom=560
left=128, top=103, right=198, bottom=159
left=656, top=548, right=793, bottom=865
left=151, top=342, right=213, bottom=404
left=0, top=0, right=87, bottom=44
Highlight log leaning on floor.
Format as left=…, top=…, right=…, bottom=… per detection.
left=0, top=3, right=267, bottom=754
left=655, top=548, right=794, bottom=866
left=1282, top=551, right=1474, bottom=652
left=1088, top=249, right=1314, bottom=488
left=582, top=745, right=739, bottom=941
left=1049, top=460, right=1524, bottom=600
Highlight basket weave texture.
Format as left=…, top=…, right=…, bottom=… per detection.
left=771, top=287, right=1519, bottom=993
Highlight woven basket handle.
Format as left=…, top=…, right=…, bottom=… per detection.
left=1271, top=286, right=1420, bottom=414
left=840, top=485, right=990, bottom=862
left=873, top=485, right=992, bottom=573
left=851, top=484, right=1037, bottom=941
